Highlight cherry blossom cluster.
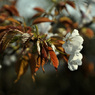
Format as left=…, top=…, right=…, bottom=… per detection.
left=63, top=29, right=84, bottom=71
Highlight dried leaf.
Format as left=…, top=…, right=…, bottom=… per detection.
left=32, top=17, right=53, bottom=25
left=56, top=46, right=64, bottom=52
left=0, top=26, right=7, bottom=31
left=35, top=56, right=41, bottom=72
left=0, top=31, right=6, bottom=40
left=0, top=31, right=17, bottom=53
left=57, top=40, right=65, bottom=45
left=3, top=5, right=19, bottom=16
left=41, top=46, right=48, bottom=60
left=32, top=13, right=43, bottom=18
left=28, top=53, right=40, bottom=75
left=41, top=58, right=45, bottom=72
left=48, top=47, right=59, bottom=70
left=15, top=56, right=29, bottom=83
left=7, top=17, right=21, bottom=24
left=59, top=17, right=73, bottom=25
left=0, top=16, right=6, bottom=22
left=34, top=7, right=45, bottom=12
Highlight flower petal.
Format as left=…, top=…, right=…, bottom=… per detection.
left=71, top=29, right=79, bottom=37
left=68, top=63, right=78, bottom=71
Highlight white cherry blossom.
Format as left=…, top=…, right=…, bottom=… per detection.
left=68, top=52, right=83, bottom=71
left=62, top=29, right=84, bottom=54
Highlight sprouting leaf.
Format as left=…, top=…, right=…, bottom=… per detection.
left=48, top=47, right=59, bottom=70
left=32, top=17, right=53, bottom=25
left=7, top=17, right=21, bottom=24
left=66, top=1, right=75, bottom=9
left=15, top=56, right=29, bottom=83
left=34, top=7, right=45, bottom=12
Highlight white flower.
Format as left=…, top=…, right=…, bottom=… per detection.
left=62, top=29, right=84, bottom=54
left=68, top=52, right=83, bottom=71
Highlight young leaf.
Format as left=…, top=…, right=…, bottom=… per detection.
left=32, top=17, right=53, bottom=25
left=48, top=47, right=59, bottom=70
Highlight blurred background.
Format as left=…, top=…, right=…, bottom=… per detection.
left=0, top=0, right=95, bottom=95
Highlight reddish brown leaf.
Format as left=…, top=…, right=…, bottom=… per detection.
left=41, top=46, right=48, bottom=60
left=3, top=5, right=19, bottom=16
left=32, top=17, right=53, bottom=25
left=48, top=47, right=59, bottom=70
left=59, top=17, right=73, bottom=25
left=0, top=26, right=7, bottom=30
left=15, top=56, right=29, bottom=83
left=7, top=17, right=21, bottom=24
left=82, top=28, right=94, bottom=38
left=0, top=31, right=17, bottom=53
left=56, top=46, right=64, bottom=52
left=66, top=1, right=75, bottom=9
left=57, top=40, right=65, bottom=45
left=32, top=13, right=43, bottom=18
left=35, top=56, right=41, bottom=72
left=41, top=58, right=45, bottom=72
left=73, top=22, right=78, bottom=28
left=34, top=7, right=45, bottom=12
left=0, top=16, right=6, bottom=22
left=28, top=53, right=40, bottom=75
left=0, top=31, right=6, bottom=40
